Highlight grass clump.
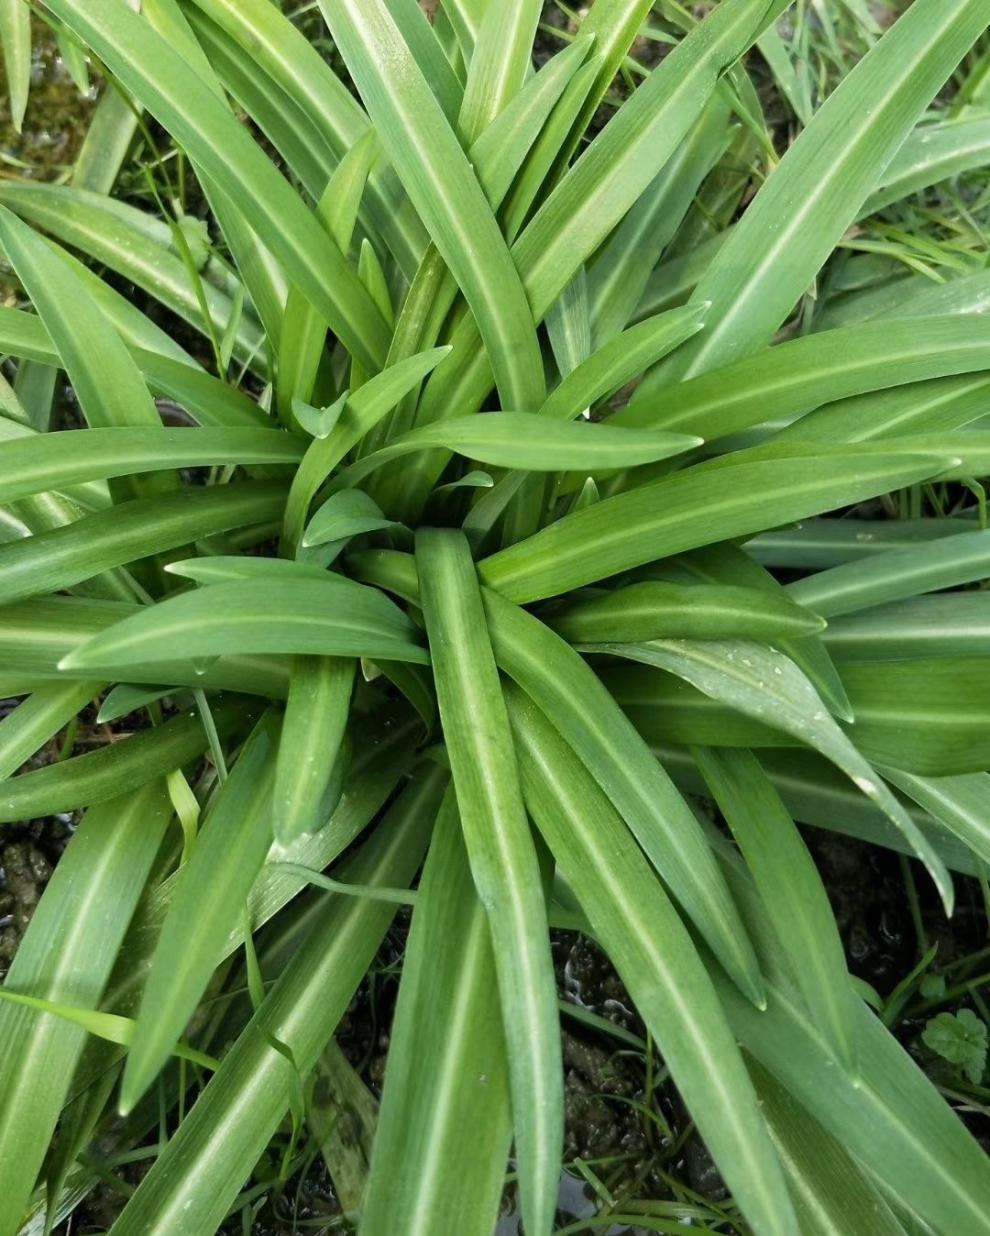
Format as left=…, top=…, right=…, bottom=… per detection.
left=2, top=1, right=990, bottom=1233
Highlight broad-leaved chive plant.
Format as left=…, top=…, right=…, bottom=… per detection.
left=2, top=0, right=990, bottom=1233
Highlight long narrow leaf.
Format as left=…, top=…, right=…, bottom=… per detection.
left=360, top=794, right=511, bottom=1236
left=46, top=0, right=391, bottom=372
left=347, top=547, right=766, bottom=1003
left=319, top=0, right=545, bottom=410
left=416, top=529, right=561, bottom=1236
left=653, top=0, right=990, bottom=382
left=0, top=0, right=31, bottom=132
left=0, top=785, right=173, bottom=1236
left=508, top=689, right=797, bottom=1236
left=0, top=429, right=301, bottom=505
left=694, top=747, right=857, bottom=1069
left=591, top=639, right=954, bottom=911
left=275, top=657, right=354, bottom=843
left=479, top=454, right=954, bottom=603
left=0, top=698, right=254, bottom=823
left=60, top=577, right=427, bottom=675
left=0, top=482, right=289, bottom=606
left=107, top=769, right=444, bottom=1236
left=0, top=681, right=99, bottom=782
left=120, top=712, right=280, bottom=1112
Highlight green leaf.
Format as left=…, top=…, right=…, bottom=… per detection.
left=658, top=746, right=981, bottom=879
left=748, top=517, right=975, bottom=570
left=399, top=0, right=788, bottom=518
left=107, top=767, right=443, bottom=1236
left=667, top=542, right=854, bottom=723
left=484, top=585, right=764, bottom=1004
left=747, top=1058, right=909, bottom=1236
left=0, top=0, right=31, bottom=132
left=46, top=0, right=390, bottom=372
left=457, top=0, right=541, bottom=143
left=59, top=577, right=428, bottom=675
left=590, top=639, right=954, bottom=913
left=440, top=0, right=486, bottom=59
left=416, top=529, right=561, bottom=1236
left=242, top=709, right=422, bottom=944
left=694, top=747, right=857, bottom=1069
left=0, top=300, right=196, bottom=388
left=72, top=81, right=140, bottom=195
left=116, top=709, right=421, bottom=1028
left=881, top=767, right=990, bottom=870
left=479, top=453, right=954, bottom=603
left=187, top=7, right=330, bottom=201
left=379, top=0, right=464, bottom=124
left=653, top=0, right=990, bottom=383
left=713, top=871, right=990, bottom=1236
left=0, top=482, right=289, bottom=607
left=360, top=794, right=511, bottom=1236
left=545, top=268, right=592, bottom=381
left=841, top=657, right=990, bottom=776
left=0, top=784, right=173, bottom=1236
left=292, top=392, right=348, bottom=440
left=0, top=989, right=216, bottom=1070
left=787, top=526, right=990, bottom=618
left=275, top=656, right=354, bottom=843
left=303, top=490, right=402, bottom=549
left=0, top=182, right=266, bottom=375
left=923, top=1010, right=988, bottom=1084
left=184, top=0, right=427, bottom=276
left=552, top=580, right=825, bottom=643
left=281, top=345, right=452, bottom=553
left=349, top=546, right=767, bottom=1006
left=617, top=673, right=990, bottom=857
left=309, top=1040, right=378, bottom=1214
left=164, top=555, right=332, bottom=586
left=507, top=690, right=798, bottom=1236
left=864, top=114, right=990, bottom=213
left=586, top=98, right=729, bottom=346
left=120, top=711, right=280, bottom=1113
left=0, top=428, right=300, bottom=506
left=512, top=0, right=790, bottom=322
left=277, top=133, right=379, bottom=426
left=0, top=203, right=169, bottom=503
left=96, top=683, right=174, bottom=725
left=0, top=681, right=99, bottom=781
left=688, top=435, right=982, bottom=484
left=332, top=414, right=703, bottom=490
left=0, top=697, right=254, bottom=823
left=823, top=593, right=990, bottom=662
left=319, top=0, right=545, bottom=410
left=620, top=316, right=990, bottom=443
left=541, top=302, right=709, bottom=422
left=348, top=545, right=766, bottom=1004
left=497, top=55, right=602, bottom=249
left=471, top=36, right=595, bottom=210
left=0, top=596, right=289, bottom=698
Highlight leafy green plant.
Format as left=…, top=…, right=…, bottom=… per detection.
left=924, top=1008, right=989, bottom=1085
left=2, top=0, right=990, bottom=1233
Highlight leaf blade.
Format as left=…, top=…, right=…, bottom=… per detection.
left=416, top=528, right=561, bottom=1236
left=119, top=712, right=280, bottom=1112
left=480, top=454, right=955, bottom=603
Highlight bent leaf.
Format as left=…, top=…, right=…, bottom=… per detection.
left=60, top=578, right=428, bottom=674
left=589, top=639, right=953, bottom=913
